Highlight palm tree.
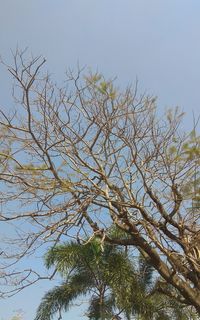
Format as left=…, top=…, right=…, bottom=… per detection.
left=35, top=239, right=198, bottom=320
left=35, top=238, right=135, bottom=320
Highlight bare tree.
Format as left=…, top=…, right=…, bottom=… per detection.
left=0, top=50, right=199, bottom=313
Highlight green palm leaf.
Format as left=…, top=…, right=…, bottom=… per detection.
left=35, top=272, right=92, bottom=320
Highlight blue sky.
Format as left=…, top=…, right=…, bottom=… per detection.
left=0, top=0, right=200, bottom=319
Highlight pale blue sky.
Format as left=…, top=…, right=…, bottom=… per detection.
left=0, top=0, right=200, bottom=319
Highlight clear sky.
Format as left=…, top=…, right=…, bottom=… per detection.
left=0, top=1, right=200, bottom=319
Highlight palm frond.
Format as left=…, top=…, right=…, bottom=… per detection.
left=45, top=241, right=85, bottom=272
left=87, top=294, right=116, bottom=320
left=35, top=272, right=92, bottom=320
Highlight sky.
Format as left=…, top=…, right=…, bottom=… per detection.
left=0, top=0, right=200, bottom=319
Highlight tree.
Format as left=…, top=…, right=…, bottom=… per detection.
left=0, top=50, right=199, bottom=312
left=35, top=238, right=196, bottom=320
left=35, top=238, right=134, bottom=320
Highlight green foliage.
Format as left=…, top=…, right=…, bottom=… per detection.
left=85, top=72, right=117, bottom=99
left=36, top=238, right=195, bottom=320
left=87, top=295, right=116, bottom=320
left=165, top=128, right=200, bottom=206
left=37, top=240, right=132, bottom=320
left=35, top=273, right=91, bottom=320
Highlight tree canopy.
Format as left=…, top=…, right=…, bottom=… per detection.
left=0, top=50, right=199, bottom=312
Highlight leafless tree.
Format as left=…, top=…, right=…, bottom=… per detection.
left=0, top=50, right=199, bottom=313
